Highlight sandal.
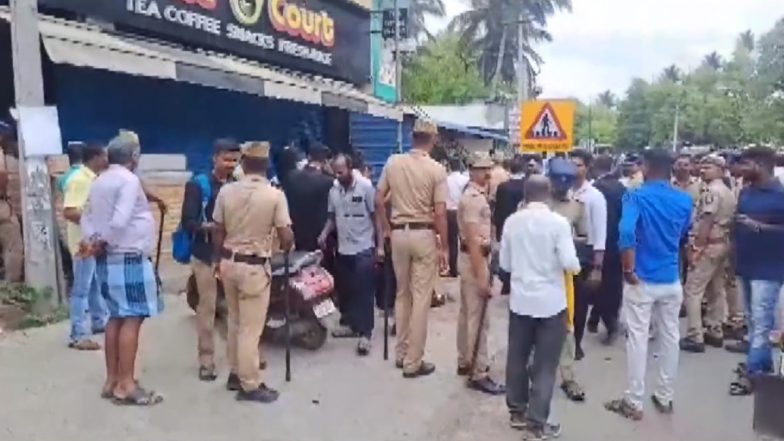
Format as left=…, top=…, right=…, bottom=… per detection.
left=732, top=362, right=747, bottom=376
left=331, top=326, right=359, bottom=338
left=604, top=398, right=643, bottom=421
left=729, top=376, right=753, bottom=396
left=112, top=387, right=164, bottom=406
left=561, top=381, right=586, bottom=402
left=198, top=366, right=218, bottom=382
left=68, top=340, right=101, bottom=351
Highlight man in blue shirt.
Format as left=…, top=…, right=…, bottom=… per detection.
left=729, top=147, right=784, bottom=396
left=605, top=149, right=692, bottom=421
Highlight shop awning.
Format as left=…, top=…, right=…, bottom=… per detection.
left=0, top=8, right=402, bottom=121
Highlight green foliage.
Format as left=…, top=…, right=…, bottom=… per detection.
left=575, top=101, right=618, bottom=146
left=612, top=20, right=784, bottom=150
left=402, top=33, right=489, bottom=104
left=0, top=283, right=67, bottom=329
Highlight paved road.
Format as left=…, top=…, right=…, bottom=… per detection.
left=0, top=279, right=764, bottom=441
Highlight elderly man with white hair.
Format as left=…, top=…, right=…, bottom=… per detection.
left=81, top=132, right=163, bottom=406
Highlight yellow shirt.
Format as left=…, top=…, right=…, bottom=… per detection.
left=63, top=166, right=97, bottom=255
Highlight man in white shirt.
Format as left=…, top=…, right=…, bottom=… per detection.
left=568, top=149, right=608, bottom=360
left=446, top=159, right=469, bottom=277
left=501, top=175, right=581, bottom=439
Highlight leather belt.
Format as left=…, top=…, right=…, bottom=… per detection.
left=391, top=222, right=434, bottom=231
left=460, top=243, right=491, bottom=257
left=220, top=248, right=268, bottom=265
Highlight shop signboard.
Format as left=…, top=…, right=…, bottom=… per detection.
left=39, top=0, right=371, bottom=84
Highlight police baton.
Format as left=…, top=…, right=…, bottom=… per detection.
left=468, top=288, right=490, bottom=379
left=382, top=239, right=391, bottom=361
left=284, top=251, right=292, bottom=382
left=155, top=207, right=165, bottom=275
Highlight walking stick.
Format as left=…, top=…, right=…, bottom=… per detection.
left=284, top=251, right=292, bottom=382
left=155, top=208, right=165, bottom=275
left=468, top=294, right=490, bottom=379
left=382, top=239, right=391, bottom=361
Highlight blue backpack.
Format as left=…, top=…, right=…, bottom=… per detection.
left=172, top=174, right=212, bottom=264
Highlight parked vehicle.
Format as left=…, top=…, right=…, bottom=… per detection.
left=186, top=250, right=336, bottom=350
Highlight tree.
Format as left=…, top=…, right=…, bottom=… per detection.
left=575, top=100, right=618, bottom=146
left=402, top=33, right=488, bottom=104
left=702, top=52, right=723, bottom=70
left=661, top=65, right=681, bottom=83
left=597, top=90, right=616, bottom=108
left=739, top=30, right=755, bottom=52
left=615, top=79, right=652, bottom=150
left=450, top=0, right=570, bottom=92
left=409, top=0, right=446, bottom=41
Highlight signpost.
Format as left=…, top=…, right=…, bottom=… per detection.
left=519, top=99, right=576, bottom=153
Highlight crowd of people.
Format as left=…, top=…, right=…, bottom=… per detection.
left=3, top=116, right=782, bottom=439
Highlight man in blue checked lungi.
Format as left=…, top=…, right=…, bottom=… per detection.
left=81, top=132, right=164, bottom=406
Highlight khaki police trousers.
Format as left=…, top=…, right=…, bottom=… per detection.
left=724, top=256, right=745, bottom=325
left=684, top=243, right=728, bottom=341
left=456, top=252, right=490, bottom=380
left=192, top=259, right=218, bottom=368
left=220, top=259, right=271, bottom=392
left=391, top=228, right=438, bottom=373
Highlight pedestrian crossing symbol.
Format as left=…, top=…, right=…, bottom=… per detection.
left=519, top=100, right=576, bottom=153
left=525, top=104, right=566, bottom=140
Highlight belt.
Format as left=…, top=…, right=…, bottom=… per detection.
left=460, top=243, right=491, bottom=257
left=390, top=222, right=433, bottom=231
left=220, top=248, right=268, bottom=265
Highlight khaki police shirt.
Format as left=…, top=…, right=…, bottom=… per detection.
left=377, top=150, right=447, bottom=225
left=458, top=182, right=491, bottom=248
left=213, top=175, right=291, bottom=257
left=548, top=198, right=589, bottom=240
left=695, top=178, right=736, bottom=241
left=488, top=165, right=510, bottom=202
left=672, top=176, right=702, bottom=204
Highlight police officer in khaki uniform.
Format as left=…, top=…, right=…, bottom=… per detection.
left=680, top=155, right=737, bottom=353
left=376, top=119, right=448, bottom=378
left=213, top=141, right=294, bottom=403
left=456, top=152, right=504, bottom=395
left=547, top=158, right=589, bottom=403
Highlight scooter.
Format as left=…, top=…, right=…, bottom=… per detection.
left=186, top=250, right=336, bottom=350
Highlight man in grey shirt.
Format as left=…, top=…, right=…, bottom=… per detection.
left=318, top=154, right=377, bottom=356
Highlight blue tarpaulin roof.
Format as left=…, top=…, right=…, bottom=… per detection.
left=435, top=121, right=508, bottom=142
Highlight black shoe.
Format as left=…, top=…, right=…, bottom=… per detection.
left=575, top=345, right=585, bottom=361
left=602, top=329, right=619, bottom=346
left=236, top=384, right=279, bottom=403
left=704, top=334, right=724, bottom=348
left=587, top=321, right=599, bottom=334
left=199, top=366, right=217, bottom=382
left=403, top=361, right=436, bottom=378
left=651, top=394, right=674, bottom=414
left=679, top=338, right=706, bottom=353
left=509, top=412, right=528, bottom=430
left=457, top=365, right=470, bottom=376
left=725, top=340, right=749, bottom=354
left=467, top=377, right=506, bottom=395
left=226, top=373, right=241, bottom=391
left=395, top=360, right=404, bottom=369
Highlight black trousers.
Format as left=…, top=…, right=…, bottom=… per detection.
left=336, top=250, right=375, bottom=337
left=506, top=310, right=567, bottom=426
left=588, top=254, right=623, bottom=332
left=573, top=270, right=592, bottom=351
left=374, top=239, right=396, bottom=311
left=447, top=210, right=459, bottom=277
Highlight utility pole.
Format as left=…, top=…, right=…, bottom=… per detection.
left=393, top=0, right=403, bottom=153
left=516, top=11, right=527, bottom=104
left=588, top=98, right=593, bottom=152
left=10, top=0, right=61, bottom=304
left=672, top=103, right=680, bottom=152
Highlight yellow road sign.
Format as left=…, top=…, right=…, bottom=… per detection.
left=519, top=100, right=576, bottom=153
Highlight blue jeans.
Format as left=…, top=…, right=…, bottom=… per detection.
left=336, top=249, right=375, bottom=337
left=69, top=256, right=109, bottom=343
left=741, top=278, right=783, bottom=375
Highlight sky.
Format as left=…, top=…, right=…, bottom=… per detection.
left=427, top=0, right=784, bottom=101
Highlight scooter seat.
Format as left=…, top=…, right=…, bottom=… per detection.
left=269, top=251, right=322, bottom=276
